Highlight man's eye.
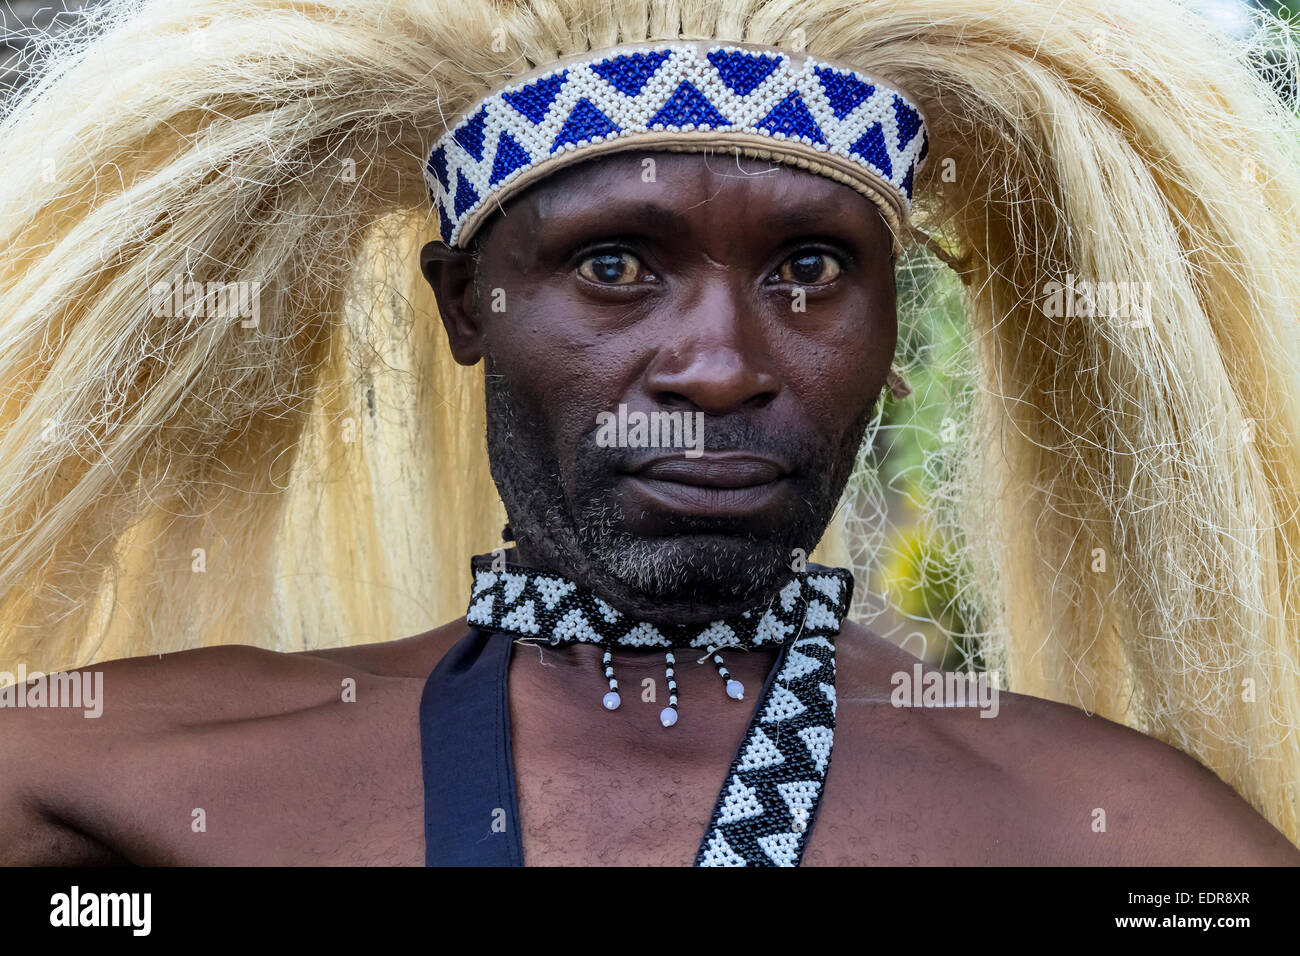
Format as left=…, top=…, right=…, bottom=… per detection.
left=578, top=251, right=646, bottom=285
left=776, top=252, right=842, bottom=285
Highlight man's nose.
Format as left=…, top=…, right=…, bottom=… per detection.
left=641, top=284, right=782, bottom=416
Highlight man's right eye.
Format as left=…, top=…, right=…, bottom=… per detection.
left=577, top=251, right=647, bottom=285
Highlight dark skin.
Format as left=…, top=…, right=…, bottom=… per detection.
left=1, top=153, right=1296, bottom=865
left=442, top=153, right=889, bottom=623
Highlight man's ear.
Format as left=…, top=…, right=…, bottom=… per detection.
left=420, top=240, right=483, bottom=366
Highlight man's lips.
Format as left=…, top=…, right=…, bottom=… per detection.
left=628, top=453, right=788, bottom=488
left=619, top=453, right=791, bottom=519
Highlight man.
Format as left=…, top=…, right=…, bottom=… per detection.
left=2, top=146, right=1295, bottom=865
left=3, top=0, right=1300, bottom=867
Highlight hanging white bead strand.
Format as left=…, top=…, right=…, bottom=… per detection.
left=660, top=652, right=679, bottom=727
left=708, top=645, right=745, bottom=700
left=602, top=647, right=621, bottom=710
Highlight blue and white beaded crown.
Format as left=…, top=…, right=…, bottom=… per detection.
left=425, top=39, right=929, bottom=249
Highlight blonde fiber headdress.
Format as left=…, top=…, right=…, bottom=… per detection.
left=1, top=0, right=1299, bottom=846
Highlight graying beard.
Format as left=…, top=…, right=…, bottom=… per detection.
left=573, top=497, right=775, bottom=599
left=484, top=362, right=784, bottom=602
left=482, top=354, right=865, bottom=606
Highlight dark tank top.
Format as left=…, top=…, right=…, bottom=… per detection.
left=419, top=627, right=819, bottom=866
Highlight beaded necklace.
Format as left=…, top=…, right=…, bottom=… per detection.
left=464, top=555, right=853, bottom=866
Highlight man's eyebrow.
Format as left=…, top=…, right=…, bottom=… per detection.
left=530, top=193, right=875, bottom=238
left=765, top=205, right=857, bottom=232
left=537, top=199, right=690, bottom=234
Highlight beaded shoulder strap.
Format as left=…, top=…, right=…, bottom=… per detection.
left=694, top=628, right=837, bottom=866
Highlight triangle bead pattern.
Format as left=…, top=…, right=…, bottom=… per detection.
left=427, top=42, right=929, bottom=247
left=467, top=555, right=853, bottom=651
left=695, top=630, right=839, bottom=866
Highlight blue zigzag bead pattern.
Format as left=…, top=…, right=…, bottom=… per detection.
left=426, top=41, right=929, bottom=248
left=466, top=555, right=853, bottom=651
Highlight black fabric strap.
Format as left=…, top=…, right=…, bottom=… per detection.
left=420, top=627, right=525, bottom=866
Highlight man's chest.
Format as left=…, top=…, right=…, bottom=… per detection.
left=505, top=648, right=781, bottom=866
left=93, top=669, right=1060, bottom=867
left=506, top=722, right=1044, bottom=866
left=510, top=744, right=730, bottom=866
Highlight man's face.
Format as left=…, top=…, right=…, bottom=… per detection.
left=423, top=152, right=896, bottom=622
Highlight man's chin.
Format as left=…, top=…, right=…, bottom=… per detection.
left=586, top=531, right=797, bottom=607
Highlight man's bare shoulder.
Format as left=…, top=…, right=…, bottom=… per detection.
left=8, top=616, right=467, bottom=729
left=826, top=621, right=1299, bottom=864
left=0, top=618, right=470, bottom=864
left=289, top=616, right=469, bottom=676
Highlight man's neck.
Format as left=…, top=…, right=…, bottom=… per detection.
left=495, top=540, right=794, bottom=627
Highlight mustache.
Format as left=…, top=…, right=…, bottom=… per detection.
left=575, top=413, right=827, bottom=477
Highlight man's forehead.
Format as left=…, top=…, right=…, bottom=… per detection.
left=494, top=150, right=888, bottom=238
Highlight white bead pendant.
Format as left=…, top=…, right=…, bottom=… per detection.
left=601, top=649, right=621, bottom=710
left=661, top=652, right=679, bottom=728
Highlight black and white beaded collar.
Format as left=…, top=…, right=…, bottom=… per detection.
left=466, top=555, right=853, bottom=650
left=464, top=555, right=854, bottom=866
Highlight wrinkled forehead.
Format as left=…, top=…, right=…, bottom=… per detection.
left=473, top=150, right=893, bottom=253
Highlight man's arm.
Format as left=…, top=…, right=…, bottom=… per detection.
left=0, top=640, right=435, bottom=867
left=0, top=704, right=125, bottom=865
left=1000, top=692, right=1300, bottom=865
left=0, top=646, right=288, bottom=866
left=1097, top=728, right=1299, bottom=865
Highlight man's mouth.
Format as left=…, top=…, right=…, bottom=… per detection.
left=619, top=452, right=791, bottom=519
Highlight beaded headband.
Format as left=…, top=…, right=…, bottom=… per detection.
left=425, top=39, right=930, bottom=250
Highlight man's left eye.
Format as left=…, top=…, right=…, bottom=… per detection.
left=775, top=252, right=842, bottom=285
left=578, top=251, right=646, bottom=285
